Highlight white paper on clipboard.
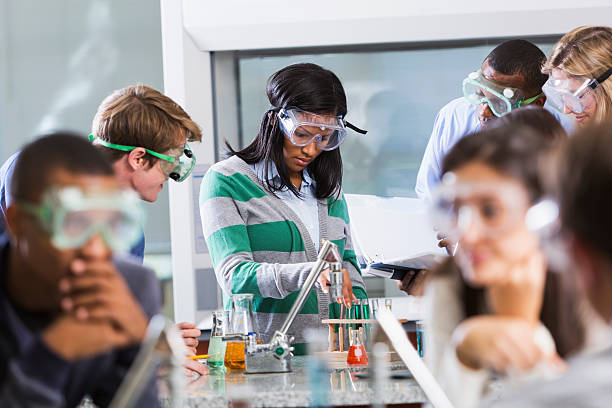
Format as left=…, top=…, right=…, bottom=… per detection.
left=345, top=194, right=446, bottom=274
left=376, top=309, right=454, bottom=408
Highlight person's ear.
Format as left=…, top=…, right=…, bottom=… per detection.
left=5, top=204, right=21, bottom=240
left=126, top=148, right=148, bottom=171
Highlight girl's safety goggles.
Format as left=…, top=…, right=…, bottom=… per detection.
left=277, top=108, right=366, bottom=151
left=429, top=174, right=531, bottom=241
left=462, top=70, right=542, bottom=117
left=20, top=186, right=143, bottom=252
left=542, top=68, right=612, bottom=114
left=89, top=135, right=195, bottom=182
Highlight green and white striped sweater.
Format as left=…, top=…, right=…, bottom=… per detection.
left=199, top=155, right=367, bottom=354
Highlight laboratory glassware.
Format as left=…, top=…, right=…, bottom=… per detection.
left=225, top=294, right=255, bottom=370
left=207, top=310, right=228, bottom=367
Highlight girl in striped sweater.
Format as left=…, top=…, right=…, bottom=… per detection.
left=199, top=63, right=368, bottom=354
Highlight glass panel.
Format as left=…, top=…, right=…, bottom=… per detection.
left=236, top=41, right=557, bottom=197
left=0, top=0, right=169, bottom=254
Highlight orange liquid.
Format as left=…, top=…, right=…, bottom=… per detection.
left=347, top=345, right=368, bottom=365
left=224, top=342, right=246, bottom=370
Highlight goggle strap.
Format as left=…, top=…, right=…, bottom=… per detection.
left=345, top=121, right=368, bottom=135
left=88, top=135, right=176, bottom=163
left=18, top=201, right=47, bottom=225
left=593, top=67, right=612, bottom=87
left=519, top=92, right=544, bottom=107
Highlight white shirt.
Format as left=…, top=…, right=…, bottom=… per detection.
left=415, top=97, right=575, bottom=199
left=251, top=160, right=320, bottom=252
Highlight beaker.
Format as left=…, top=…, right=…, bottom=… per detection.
left=346, top=329, right=368, bottom=366
left=208, top=310, right=228, bottom=367
left=225, top=294, right=255, bottom=370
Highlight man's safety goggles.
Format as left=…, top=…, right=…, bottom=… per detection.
left=20, top=186, right=143, bottom=252
left=429, top=175, right=531, bottom=241
left=463, top=70, right=542, bottom=117
left=89, top=135, right=195, bottom=182
left=277, top=108, right=366, bottom=151
left=542, top=67, right=612, bottom=114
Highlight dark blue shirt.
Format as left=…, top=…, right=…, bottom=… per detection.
left=0, top=234, right=162, bottom=407
left=0, top=152, right=146, bottom=262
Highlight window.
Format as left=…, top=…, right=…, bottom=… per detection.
left=224, top=38, right=558, bottom=197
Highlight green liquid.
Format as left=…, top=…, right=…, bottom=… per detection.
left=207, top=336, right=227, bottom=367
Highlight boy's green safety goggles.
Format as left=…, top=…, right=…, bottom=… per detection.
left=462, top=70, right=543, bottom=117
left=20, top=186, right=143, bottom=252
left=89, top=135, right=196, bottom=182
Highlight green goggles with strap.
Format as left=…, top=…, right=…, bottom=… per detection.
left=463, top=70, right=543, bottom=117
left=20, top=186, right=143, bottom=252
left=89, top=135, right=196, bottom=182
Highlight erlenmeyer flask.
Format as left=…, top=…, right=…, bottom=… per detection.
left=347, top=329, right=368, bottom=366
left=208, top=310, right=228, bottom=368
left=225, top=294, right=255, bottom=370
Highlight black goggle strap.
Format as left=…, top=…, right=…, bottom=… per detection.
left=344, top=121, right=368, bottom=135
left=591, top=67, right=612, bottom=89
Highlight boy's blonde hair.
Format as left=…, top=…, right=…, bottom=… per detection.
left=91, top=84, right=202, bottom=166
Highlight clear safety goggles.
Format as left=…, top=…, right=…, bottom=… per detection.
left=542, top=68, right=612, bottom=114
left=463, top=70, right=542, bottom=117
left=277, top=108, right=366, bottom=151
left=20, top=186, right=143, bottom=252
left=429, top=174, right=531, bottom=241
left=89, top=135, right=196, bottom=182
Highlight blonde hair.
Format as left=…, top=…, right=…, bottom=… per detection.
left=91, top=84, right=202, bottom=166
left=544, top=26, right=612, bottom=123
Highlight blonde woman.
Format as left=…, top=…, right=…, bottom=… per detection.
left=543, top=26, right=612, bottom=125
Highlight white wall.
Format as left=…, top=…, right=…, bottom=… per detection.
left=182, top=0, right=612, bottom=51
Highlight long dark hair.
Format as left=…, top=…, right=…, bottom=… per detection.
left=438, top=124, right=585, bottom=358
left=227, top=63, right=346, bottom=199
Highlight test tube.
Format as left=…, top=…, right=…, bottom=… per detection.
left=384, top=298, right=393, bottom=312
left=370, top=298, right=379, bottom=319
left=351, top=299, right=361, bottom=330
left=361, top=299, right=370, bottom=319
left=416, top=320, right=425, bottom=358
left=339, top=303, right=345, bottom=352
left=361, top=299, right=371, bottom=349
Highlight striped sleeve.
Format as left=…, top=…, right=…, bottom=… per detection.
left=199, top=168, right=317, bottom=299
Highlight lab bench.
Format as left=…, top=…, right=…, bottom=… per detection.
left=160, top=356, right=427, bottom=407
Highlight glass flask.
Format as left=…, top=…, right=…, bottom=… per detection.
left=346, top=329, right=368, bottom=366
left=207, top=310, right=228, bottom=367
left=224, top=294, right=255, bottom=370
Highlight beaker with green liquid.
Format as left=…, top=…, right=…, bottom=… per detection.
left=207, top=310, right=228, bottom=368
